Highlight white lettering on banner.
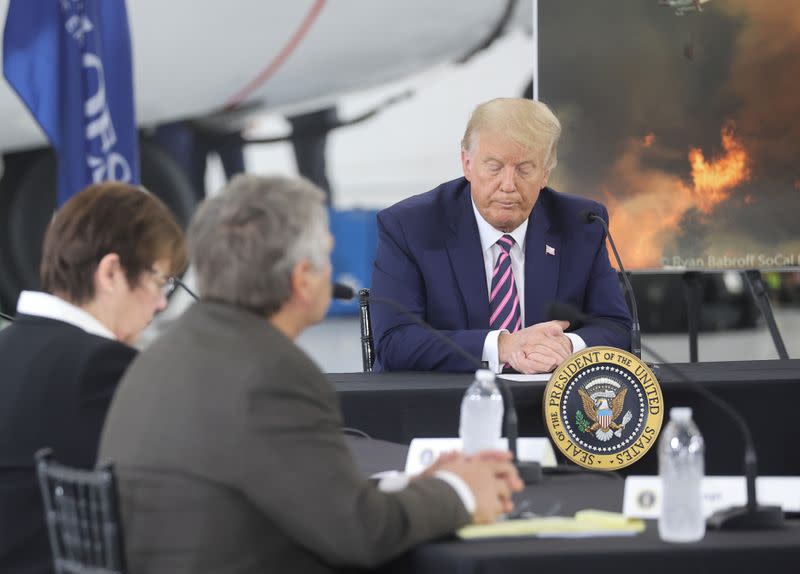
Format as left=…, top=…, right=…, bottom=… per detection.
left=88, top=153, right=132, bottom=183
left=83, top=53, right=118, bottom=152
left=64, top=14, right=93, bottom=44
left=61, top=10, right=133, bottom=184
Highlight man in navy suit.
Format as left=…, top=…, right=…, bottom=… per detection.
left=370, top=98, right=632, bottom=373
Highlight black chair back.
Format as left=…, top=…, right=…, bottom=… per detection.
left=359, top=288, right=375, bottom=372
left=35, top=449, right=127, bottom=574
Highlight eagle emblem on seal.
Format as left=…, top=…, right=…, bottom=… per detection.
left=544, top=347, right=664, bottom=470
left=577, top=378, right=633, bottom=442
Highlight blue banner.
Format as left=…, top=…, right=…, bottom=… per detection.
left=3, top=0, right=139, bottom=205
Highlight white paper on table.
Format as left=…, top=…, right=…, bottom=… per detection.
left=498, top=373, right=552, bottom=382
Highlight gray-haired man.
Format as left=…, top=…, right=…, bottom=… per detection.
left=99, top=174, right=521, bottom=574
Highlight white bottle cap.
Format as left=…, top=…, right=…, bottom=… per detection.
left=475, top=369, right=495, bottom=384
left=670, top=407, right=693, bottom=422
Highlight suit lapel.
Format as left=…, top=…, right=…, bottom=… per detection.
left=445, top=186, right=490, bottom=328
left=525, top=189, right=560, bottom=326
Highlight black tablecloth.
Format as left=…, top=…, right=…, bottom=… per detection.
left=331, top=359, right=800, bottom=476
left=382, top=515, right=800, bottom=574
left=341, top=440, right=800, bottom=574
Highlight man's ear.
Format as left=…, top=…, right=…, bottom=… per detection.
left=461, top=148, right=473, bottom=182
left=289, top=259, right=314, bottom=303
left=541, top=167, right=551, bottom=189
left=94, top=253, right=123, bottom=295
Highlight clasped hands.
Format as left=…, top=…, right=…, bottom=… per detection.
left=421, top=450, right=524, bottom=524
left=498, top=320, right=572, bottom=374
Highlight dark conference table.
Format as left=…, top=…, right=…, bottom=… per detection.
left=332, top=359, right=800, bottom=476
left=380, top=472, right=800, bottom=574
left=344, top=438, right=800, bottom=574
left=334, top=360, right=800, bottom=574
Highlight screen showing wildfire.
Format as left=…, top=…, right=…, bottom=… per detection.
left=540, top=0, right=799, bottom=270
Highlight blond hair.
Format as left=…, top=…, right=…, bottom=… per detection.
left=461, top=98, right=561, bottom=171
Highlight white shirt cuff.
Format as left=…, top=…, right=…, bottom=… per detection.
left=373, top=470, right=476, bottom=514
left=375, top=470, right=410, bottom=492
left=482, top=329, right=507, bottom=373
left=433, top=470, right=476, bottom=514
left=564, top=332, right=587, bottom=353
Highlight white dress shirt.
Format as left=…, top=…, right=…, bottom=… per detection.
left=374, top=470, right=475, bottom=514
left=470, top=201, right=586, bottom=372
left=16, top=290, right=116, bottom=340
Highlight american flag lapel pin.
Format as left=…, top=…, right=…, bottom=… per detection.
left=545, top=244, right=556, bottom=256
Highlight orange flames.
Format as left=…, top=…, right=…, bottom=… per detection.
left=606, top=124, right=751, bottom=268
left=688, top=123, right=751, bottom=213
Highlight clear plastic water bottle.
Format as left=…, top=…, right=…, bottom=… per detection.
left=658, top=407, right=706, bottom=543
left=459, top=369, right=504, bottom=455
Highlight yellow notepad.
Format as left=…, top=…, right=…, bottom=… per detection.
left=457, top=509, right=645, bottom=539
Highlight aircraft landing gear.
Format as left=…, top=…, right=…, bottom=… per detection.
left=0, top=137, right=197, bottom=314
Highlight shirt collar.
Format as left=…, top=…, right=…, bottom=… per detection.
left=471, top=198, right=528, bottom=254
left=16, top=291, right=117, bottom=340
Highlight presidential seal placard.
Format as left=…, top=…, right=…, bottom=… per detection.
left=543, top=346, right=663, bottom=470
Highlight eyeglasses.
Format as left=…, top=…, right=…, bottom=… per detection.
left=148, top=269, right=177, bottom=297
left=148, top=269, right=199, bottom=300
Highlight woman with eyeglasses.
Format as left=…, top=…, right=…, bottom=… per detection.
left=0, top=182, right=186, bottom=574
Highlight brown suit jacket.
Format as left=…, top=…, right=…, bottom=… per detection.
left=99, top=301, right=470, bottom=574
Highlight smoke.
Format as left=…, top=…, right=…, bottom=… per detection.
left=541, top=0, right=800, bottom=268
left=717, top=0, right=800, bottom=180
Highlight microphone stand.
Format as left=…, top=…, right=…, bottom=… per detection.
left=644, top=345, right=784, bottom=530
left=548, top=303, right=785, bottom=530
left=581, top=211, right=641, bottom=359
left=495, top=376, right=543, bottom=484
left=176, top=278, right=352, bottom=306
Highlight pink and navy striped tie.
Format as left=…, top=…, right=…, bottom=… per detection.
left=489, top=234, right=522, bottom=333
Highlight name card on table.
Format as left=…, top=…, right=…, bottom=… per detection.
left=623, top=476, right=800, bottom=519
left=405, top=437, right=557, bottom=475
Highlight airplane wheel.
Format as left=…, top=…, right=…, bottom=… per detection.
left=0, top=149, right=48, bottom=313
left=3, top=150, right=58, bottom=292
left=0, top=138, right=197, bottom=313
left=139, top=137, right=198, bottom=229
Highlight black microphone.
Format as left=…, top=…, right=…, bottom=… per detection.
left=171, top=280, right=353, bottom=302
left=547, top=302, right=784, bottom=530
left=347, top=289, right=542, bottom=484
left=547, top=303, right=584, bottom=326
left=578, top=209, right=641, bottom=359
left=0, top=311, right=14, bottom=322
left=333, top=282, right=355, bottom=300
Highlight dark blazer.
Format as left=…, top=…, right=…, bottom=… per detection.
left=370, top=177, right=633, bottom=372
left=99, top=302, right=470, bottom=574
left=0, top=315, right=136, bottom=574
